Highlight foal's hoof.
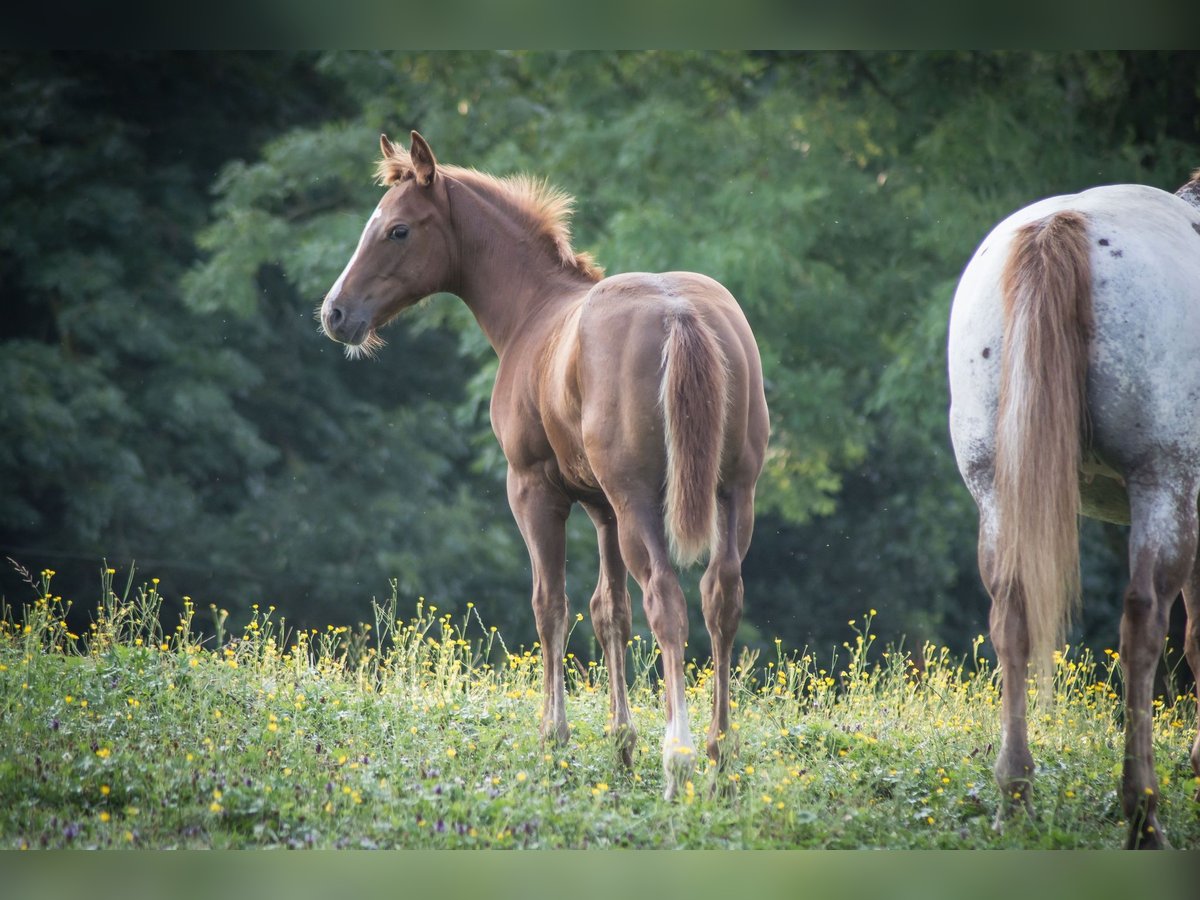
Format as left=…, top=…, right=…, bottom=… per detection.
left=662, top=745, right=696, bottom=801
left=706, top=727, right=741, bottom=767
left=611, top=723, right=637, bottom=769
left=704, top=730, right=739, bottom=799
left=708, top=771, right=739, bottom=800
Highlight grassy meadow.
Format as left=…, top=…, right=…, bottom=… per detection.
left=1, top=567, right=1198, bottom=850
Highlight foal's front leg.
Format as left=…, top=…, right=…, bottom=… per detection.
left=507, top=467, right=572, bottom=747
left=581, top=500, right=637, bottom=767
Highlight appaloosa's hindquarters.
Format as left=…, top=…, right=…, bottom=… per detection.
left=949, top=175, right=1200, bottom=848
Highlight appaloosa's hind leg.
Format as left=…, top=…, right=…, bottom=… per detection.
left=1184, top=560, right=1200, bottom=802
left=977, top=501, right=1037, bottom=828
left=609, top=498, right=697, bottom=799
left=989, top=586, right=1036, bottom=827
left=700, top=488, right=753, bottom=773
left=1119, top=477, right=1198, bottom=849
left=506, top=467, right=573, bottom=747
left=581, top=500, right=637, bottom=767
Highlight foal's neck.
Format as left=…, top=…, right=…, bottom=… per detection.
left=446, top=177, right=593, bottom=356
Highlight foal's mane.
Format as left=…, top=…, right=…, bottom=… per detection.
left=376, top=150, right=604, bottom=282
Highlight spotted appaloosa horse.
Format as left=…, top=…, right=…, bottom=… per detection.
left=321, top=132, right=769, bottom=798
left=949, top=170, right=1200, bottom=848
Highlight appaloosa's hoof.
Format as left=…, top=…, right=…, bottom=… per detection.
left=540, top=720, right=570, bottom=748
left=992, top=782, right=1035, bottom=832
left=1126, top=817, right=1169, bottom=850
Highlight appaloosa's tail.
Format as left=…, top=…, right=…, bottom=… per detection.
left=660, top=305, right=729, bottom=566
left=995, top=210, right=1094, bottom=678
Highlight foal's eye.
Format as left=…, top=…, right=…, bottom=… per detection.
left=388, top=224, right=410, bottom=241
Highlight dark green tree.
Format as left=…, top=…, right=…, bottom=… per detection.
left=0, top=53, right=529, bottom=634
left=5, top=52, right=1198, bottom=663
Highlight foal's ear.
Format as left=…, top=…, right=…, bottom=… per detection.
left=409, top=130, right=437, bottom=186
left=380, top=133, right=399, bottom=159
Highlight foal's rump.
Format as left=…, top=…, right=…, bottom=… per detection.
left=575, top=272, right=763, bottom=563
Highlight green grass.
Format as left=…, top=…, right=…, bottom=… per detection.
left=1, top=567, right=1197, bottom=849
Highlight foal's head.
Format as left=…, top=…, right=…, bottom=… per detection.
left=321, top=131, right=455, bottom=356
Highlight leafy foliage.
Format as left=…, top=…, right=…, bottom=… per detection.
left=3, top=52, right=1200, bottom=658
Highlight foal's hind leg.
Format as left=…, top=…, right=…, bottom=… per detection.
left=977, top=500, right=1037, bottom=828
left=608, top=497, right=697, bottom=799
left=700, top=487, right=753, bottom=773
left=1119, top=477, right=1198, bottom=849
left=506, top=467, right=573, bottom=747
left=581, top=500, right=637, bottom=767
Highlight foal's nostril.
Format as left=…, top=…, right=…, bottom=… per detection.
left=326, top=304, right=344, bottom=328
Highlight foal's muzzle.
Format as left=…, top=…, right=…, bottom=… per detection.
left=322, top=300, right=369, bottom=346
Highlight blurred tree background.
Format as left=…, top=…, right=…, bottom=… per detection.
left=3, top=51, right=1198, bottom=661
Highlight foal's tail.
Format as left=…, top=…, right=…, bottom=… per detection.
left=995, top=210, right=1094, bottom=679
left=660, top=306, right=729, bottom=567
